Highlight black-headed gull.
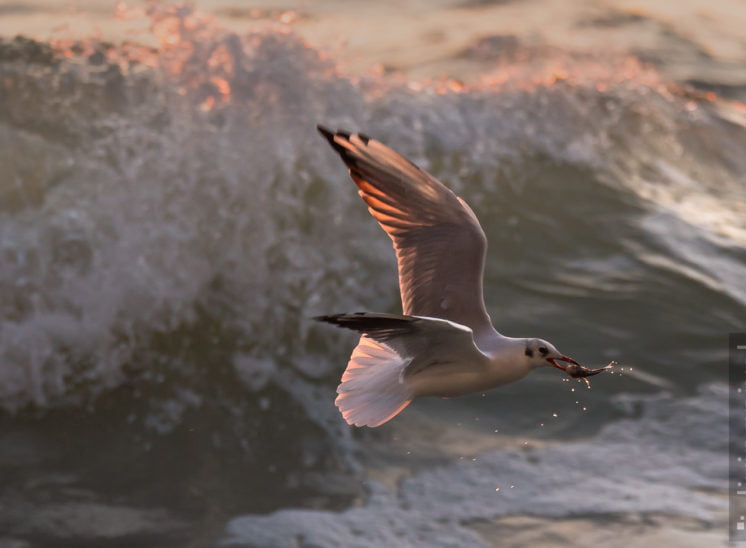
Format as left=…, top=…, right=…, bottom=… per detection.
left=316, top=126, right=608, bottom=427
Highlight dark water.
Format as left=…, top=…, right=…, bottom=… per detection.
left=0, top=6, right=744, bottom=546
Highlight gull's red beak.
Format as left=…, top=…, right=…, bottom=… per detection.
left=547, top=355, right=580, bottom=371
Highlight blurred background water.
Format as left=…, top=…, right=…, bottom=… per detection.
left=0, top=1, right=744, bottom=546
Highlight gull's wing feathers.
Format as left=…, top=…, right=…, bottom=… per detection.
left=318, top=126, right=496, bottom=339
left=315, top=313, right=487, bottom=374
left=316, top=312, right=490, bottom=426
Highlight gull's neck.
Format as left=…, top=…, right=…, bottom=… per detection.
left=482, top=336, right=534, bottom=387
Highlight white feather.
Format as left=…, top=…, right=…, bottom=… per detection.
left=335, top=336, right=413, bottom=427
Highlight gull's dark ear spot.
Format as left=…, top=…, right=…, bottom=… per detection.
left=525, top=347, right=533, bottom=358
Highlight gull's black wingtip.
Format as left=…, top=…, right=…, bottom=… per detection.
left=316, top=125, right=360, bottom=143
left=313, top=313, right=365, bottom=327
left=313, top=314, right=341, bottom=324
left=316, top=124, right=334, bottom=141
left=316, top=125, right=350, bottom=156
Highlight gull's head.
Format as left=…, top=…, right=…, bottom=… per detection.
left=523, top=339, right=580, bottom=371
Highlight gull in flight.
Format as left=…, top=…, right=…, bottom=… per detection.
left=315, top=126, right=608, bottom=427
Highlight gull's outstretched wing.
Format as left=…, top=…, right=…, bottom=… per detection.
left=315, top=313, right=489, bottom=426
left=318, top=126, right=497, bottom=339
left=315, top=312, right=485, bottom=367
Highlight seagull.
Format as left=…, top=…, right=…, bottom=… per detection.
left=315, top=126, right=608, bottom=427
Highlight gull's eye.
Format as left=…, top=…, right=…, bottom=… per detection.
left=539, top=346, right=548, bottom=356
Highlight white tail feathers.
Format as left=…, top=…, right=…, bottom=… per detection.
left=335, top=336, right=412, bottom=427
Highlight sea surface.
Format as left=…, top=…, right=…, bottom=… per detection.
left=0, top=2, right=744, bottom=546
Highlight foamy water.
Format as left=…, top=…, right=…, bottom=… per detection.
left=0, top=3, right=744, bottom=546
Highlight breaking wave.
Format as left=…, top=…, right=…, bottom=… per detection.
left=1, top=5, right=743, bottom=413
left=0, top=5, right=743, bottom=542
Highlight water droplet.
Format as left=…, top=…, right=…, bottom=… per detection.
left=510, top=485, right=515, bottom=489
left=552, top=413, right=558, bottom=418
left=495, top=487, right=500, bottom=491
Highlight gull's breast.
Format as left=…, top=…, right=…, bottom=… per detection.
left=406, top=355, right=531, bottom=398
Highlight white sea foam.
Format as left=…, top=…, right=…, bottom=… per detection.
left=223, top=384, right=728, bottom=546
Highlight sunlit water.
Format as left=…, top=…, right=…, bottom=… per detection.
left=0, top=3, right=744, bottom=546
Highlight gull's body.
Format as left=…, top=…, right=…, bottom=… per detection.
left=316, top=126, right=593, bottom=427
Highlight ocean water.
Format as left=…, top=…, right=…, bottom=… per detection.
left=0, top=3, right=744, bottom=546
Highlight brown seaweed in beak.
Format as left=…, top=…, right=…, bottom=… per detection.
left=565, top=363, right=613, bottom=378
